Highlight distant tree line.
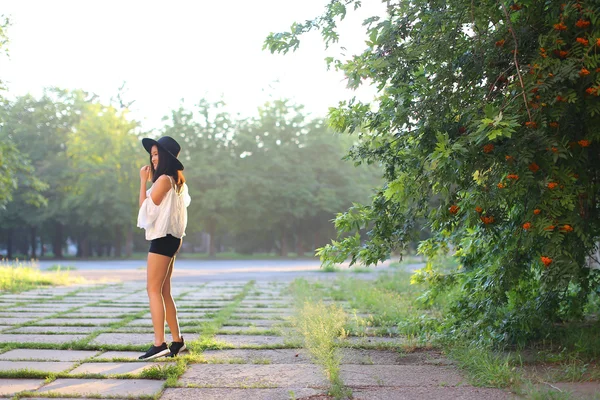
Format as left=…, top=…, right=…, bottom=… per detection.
left=0, top=90, right=380, bottom=259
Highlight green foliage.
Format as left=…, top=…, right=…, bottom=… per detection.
left=0, top=90, right=379, bottom=258
left=268, top=1, right=600, bottom=345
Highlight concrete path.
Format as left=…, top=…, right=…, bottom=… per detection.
left=0, top=262, right=519, bottom=399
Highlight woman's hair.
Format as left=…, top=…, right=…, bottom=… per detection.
left=150, top=146, right=186, bottom=192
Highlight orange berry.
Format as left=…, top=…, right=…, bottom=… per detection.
left=449, top=205, right=459, bottom=214
left=475, top=206, right=483, bottom=213
left=528, top=163, right=540, bottom=172
left=561, top=224, right=573, bottom=232
left=523, top=222, right=532, bottom=230
left=575, top=19, right=590, bottom=28
left=525, top=121, right=537, bottom=128
left=554, top=22, right=567, bottom=31
left=578, top=139, right=590, bottom=147
left=483, top=144, right=494, bottom=153
left=541, top=256, right=552, bottom=267
left=533, top=209, right=541, bottom=215
left=547, top=182, right=558, bottom=189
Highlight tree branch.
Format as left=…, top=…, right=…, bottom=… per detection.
left=499, top=2, right=532, bottom=122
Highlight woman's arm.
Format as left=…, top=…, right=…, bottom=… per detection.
left=149, top=175, right=172, bottom=205
left=139, top=166, right=151, bottom=207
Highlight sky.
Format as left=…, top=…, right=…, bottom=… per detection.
left=1, top=0, right=385, bottom=131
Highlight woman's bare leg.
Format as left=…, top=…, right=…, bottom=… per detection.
left=147, top=252, right=172, bottom=346
left=162, top=256, right=182, bottom=342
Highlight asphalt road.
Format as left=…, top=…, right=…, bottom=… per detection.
left=36, top=258, right=409, bottom=283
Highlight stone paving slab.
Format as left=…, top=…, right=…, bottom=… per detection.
left=341, top=336, right=406, bottom=348
left=34, top=318, right=122, bottom=326
left=340, top=364, right=465, bottom=387
left=226, top=319, right=279, bottom=327
left=70, top=362, right=163, bottom=375
left=91, top=332, right=200, bottom=346
left=0, top=349, right=99, bottom=361
left=350, top=387, right=514, bottom=399
left=214, top=335, right=287, bottom=347
left=93, top=351, right=143, bottom=360
left=537, top=382, right=600, bottom=399
left=0, top=317, right=37, bottom=325
left=200, top=348, right=420, bottom=365
left=203, top=349, right=311, bottom=364
left=0, top=361, right=75, bottom=373
left=219, top=326, right=277, bottom=333
left=8, top=326, right=97, bottom=334
left=161, top=387, right=324, bottom=399
left=77, top=307, right=144, bottom=313
left=180, top=364, right=328, bottom=387
left=0, top=334, right=87, bottom=344
left=235, top=311, right=294, bottom=318
left=68, top=311, right=129, bottom=316
left=0, top=312, right=50, bottom=318
left=0, top=379, right=45, bottom=395
left=12, top=305, right=81, bottom=311
left=36, top=378, right=164, bottom=396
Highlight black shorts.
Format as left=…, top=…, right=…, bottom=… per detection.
left=149, top=234, right=182, bottom=257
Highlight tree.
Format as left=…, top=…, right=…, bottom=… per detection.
left=0, top=15, right=33, bottom=211
left=266, top=1, right=600, bottom=344
left=66, top=95, right=140, bottom=257
left=161, top=100, right=239, bottom=257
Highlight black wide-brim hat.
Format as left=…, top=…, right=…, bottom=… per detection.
left=142, top=136, right=184, bottom=171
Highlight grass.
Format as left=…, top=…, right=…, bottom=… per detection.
left=288, top=279, right=352, bottom=399
left=0, top=259, right=85, bottom=293
left=302, top=264, right=600, bottom=395
left=187, top=281, right=255, bottom=353
left=447, top=344, right=522, bottom=388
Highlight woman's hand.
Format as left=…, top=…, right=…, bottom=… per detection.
left=140, top=165, right=151, bottom=182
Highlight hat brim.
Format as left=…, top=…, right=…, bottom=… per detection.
left=142, top=138, right=184, bottom=171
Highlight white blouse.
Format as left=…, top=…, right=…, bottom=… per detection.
left=137, top=176, right=191, bottom=241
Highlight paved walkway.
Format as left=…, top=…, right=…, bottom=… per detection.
left=0, top=268, right=517, bottom=399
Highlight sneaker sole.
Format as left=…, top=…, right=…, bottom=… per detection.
left=141, top=348, right=171, bottom=360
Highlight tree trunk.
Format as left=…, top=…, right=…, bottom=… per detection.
left=125, top=226, right=133, bottom=257
left=114, top=226, right=122, bottom=258
left=6, top=228, right=13, bottom=259
left=41, top=234, right=46, bottom=257
left=76, top=235, right=82, bottom=258
left=207, top=219, right=217, bottom=257
left=80, top=234, right=90, bottom=258
left=313, top=230, right=320, bottom=254
left=52, top=221, right=64, bottom=259
left=295, top=228, right=305, bottom=257
left=280, top=227, right=288, bottom=257
left=30, top=226, right=37, bottom=259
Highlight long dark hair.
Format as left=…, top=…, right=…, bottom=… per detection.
left=150, top=146, right=186, bottom=192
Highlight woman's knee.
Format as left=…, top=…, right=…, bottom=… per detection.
left=147, top=284, right=163, bottom=296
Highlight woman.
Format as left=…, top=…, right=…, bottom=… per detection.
left=136, top=136, right=191, bottom=360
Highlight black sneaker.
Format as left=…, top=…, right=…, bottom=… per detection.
left=169, top=337, right=186, bottom=357
left=138, top=343, right=170, bottom=360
